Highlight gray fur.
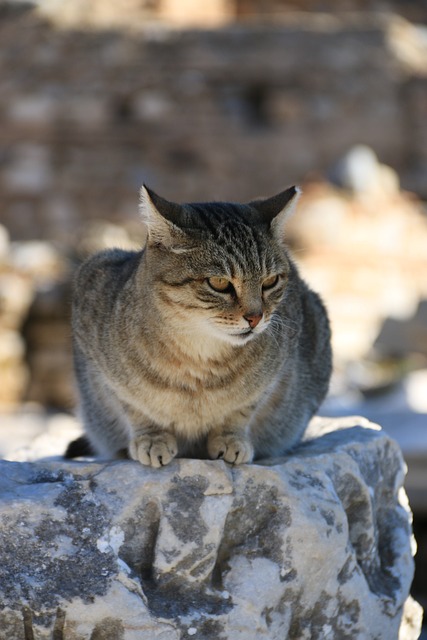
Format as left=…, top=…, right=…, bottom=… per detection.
left=72, top=186, right=332, bottom=467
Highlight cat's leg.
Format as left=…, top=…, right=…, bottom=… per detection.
left=207, top=407, right=254, bottom=464
left=76, top=363, right=132, bottom=457
left=207, top=430, right=254, bottom=464
left=122, top=404, right=178, bottom=468
left=128, top=426, right=178, bottom=468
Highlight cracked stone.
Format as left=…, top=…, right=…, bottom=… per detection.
left=0, top=417, right=422, bottom=639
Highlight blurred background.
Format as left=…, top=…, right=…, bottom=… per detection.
left=0, top=0, right=426, bottom=625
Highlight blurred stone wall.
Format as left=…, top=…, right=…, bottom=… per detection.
left=234, top=0, right=427, bottom=23
left=0, top=228, right=73, bottom=408
left=0, top=8, right=426, bottom=247
left=25, top=0, right=427, bottom=27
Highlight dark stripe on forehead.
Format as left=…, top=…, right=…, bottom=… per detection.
left=187, top=202, right=255, bottom=230
left=217, top=222, right=265, bottom=275
left=185, top=203, right=224, bottom=233
left=187, top=204, right=223, bottom=233
left=183, top=201, right=275, bottom=276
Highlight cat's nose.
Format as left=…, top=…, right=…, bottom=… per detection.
left=244, top=312, right=263, bottom=329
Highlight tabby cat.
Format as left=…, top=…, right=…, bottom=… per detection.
left=67, top=185, right=332, bottom=467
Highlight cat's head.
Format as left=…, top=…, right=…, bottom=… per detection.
left=140, top=185, right=300, bottom=347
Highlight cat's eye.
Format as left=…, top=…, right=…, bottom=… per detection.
left=207, top=276, right=233, bottom=293
left=262, top=275, right=279, bottom=290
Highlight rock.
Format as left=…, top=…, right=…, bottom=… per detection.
left=0, top=224, right=10, bottom=262
left=286, top=180, right=427, bottom=362
left=321, top=368, right=427, bottom=515
left=0, top=329, right=29, bottom=406
left=0, top=417, right=422, bottom=639
left=3, top=144, right=53, bottom=195
left=10, top=241, right=68, bottom=284
left=0, top=253, right=34, bottom=407
left=0, top=235, right=75, bottom=408
left=374, top=299, right=427, bottom=359
left=7, top=95, right=58, bottom=128
left=22, top=278, right=76, bottom=409
left=75, top=220, right=143, bottom=258
left=159, top=0, right=232, bottom=27
left=388, top=18, right=427, bottom=76
left=0, top=407, right=64, bottom=460
left=1, top=410, right=82, bottom=462
left=329, top=145, right=400, bottom=196
left=0, top=271, right=34, bottom=330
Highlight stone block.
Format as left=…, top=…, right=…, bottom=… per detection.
left=2, top=145, right=53, bottom=195
left=0, top=417, right=422, bottom=639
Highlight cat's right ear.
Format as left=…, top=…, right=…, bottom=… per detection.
left=139, top=185, right=185, bottom=247
left=249, top=186, right=301, bottom=225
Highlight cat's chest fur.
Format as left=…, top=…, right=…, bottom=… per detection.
left=110, top=334, right=267, bottom=437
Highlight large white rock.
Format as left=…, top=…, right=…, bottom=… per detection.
left=0, top=417, right=422, bottom=639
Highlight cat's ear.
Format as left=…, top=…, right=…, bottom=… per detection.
left=249, top=186, right=301, bottom=239
left=140, top=185, right=185, bottom=247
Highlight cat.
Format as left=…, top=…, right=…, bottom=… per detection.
left=66, top=185, right=332, bottom=467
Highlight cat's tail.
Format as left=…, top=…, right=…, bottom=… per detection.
left=64, top=435, right=95, bottom=459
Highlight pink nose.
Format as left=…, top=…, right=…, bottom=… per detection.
left=244, top=312, right=263, bottom=329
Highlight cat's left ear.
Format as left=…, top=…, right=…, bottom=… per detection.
left=249, top=186, right=301, bottom=240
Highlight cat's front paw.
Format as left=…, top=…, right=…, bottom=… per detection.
left=129, top=432, right=178, bottom=468
left=207, top=433, right=254, bottom=465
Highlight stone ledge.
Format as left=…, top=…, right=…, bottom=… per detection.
left=0, top=417, right=423, bottom=639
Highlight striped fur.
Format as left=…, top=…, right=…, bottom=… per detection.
left=71, top=186, right=332, bottom=467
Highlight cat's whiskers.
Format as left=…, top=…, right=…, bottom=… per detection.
left=266, top=318, right=282, bottom=350
left=266, top=313, right=298, bottom=350
left=269, top=314, right=298, bottom=336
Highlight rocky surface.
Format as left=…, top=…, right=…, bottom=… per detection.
left=0, top=417, right=422, bottom=639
